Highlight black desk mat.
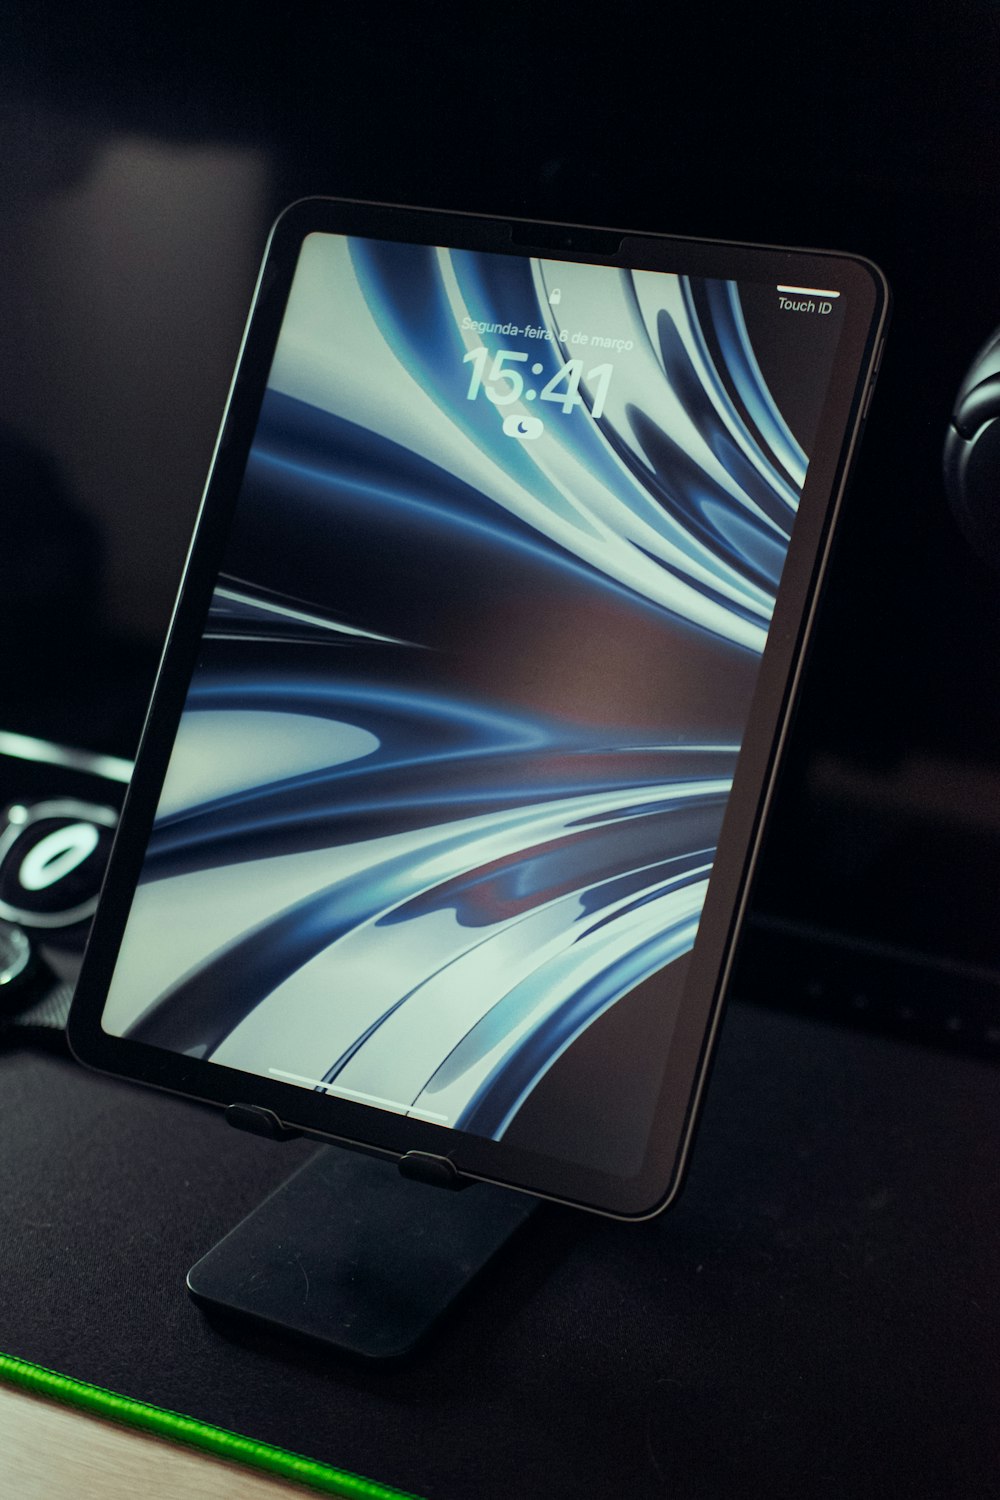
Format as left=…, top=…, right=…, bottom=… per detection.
left=1, top=1000, right=997, bottom=1499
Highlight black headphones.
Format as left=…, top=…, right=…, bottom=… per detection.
left=943, top=325, right=1000, bottom=569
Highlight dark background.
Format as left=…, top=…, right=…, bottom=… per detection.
left=2, top=5, right=1000, bottom=1493
left=4, top=3, right=1000, bottom=1008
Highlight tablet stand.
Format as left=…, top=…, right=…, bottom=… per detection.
left=186, top=1141, right=538, bottom=1360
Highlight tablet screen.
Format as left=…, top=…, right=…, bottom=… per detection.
left=74, top=208, right=883, bottom=1213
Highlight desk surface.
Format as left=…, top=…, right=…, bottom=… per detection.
left=1, top=1000, right=998, bottom=1500
left=0, top=1384, right=298, bottom=1499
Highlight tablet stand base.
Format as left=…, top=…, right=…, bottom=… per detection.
left=186, top=1147, right=538, bottom=1359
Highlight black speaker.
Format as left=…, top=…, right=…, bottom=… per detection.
left=0, top=732, right=131, bottom=1035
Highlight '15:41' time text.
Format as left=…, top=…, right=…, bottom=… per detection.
left=463, top=349, right=613, bottom=420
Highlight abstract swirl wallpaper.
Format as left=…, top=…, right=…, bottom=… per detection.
left=101, top=232, right=841, bottom=1171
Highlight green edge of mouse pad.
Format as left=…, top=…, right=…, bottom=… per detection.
left=0, top=1350, right=421, bottom=1499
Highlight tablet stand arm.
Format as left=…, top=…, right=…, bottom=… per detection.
left=187, top=1106, right=537, bottom=1359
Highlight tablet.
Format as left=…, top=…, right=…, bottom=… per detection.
left=69, top=199, right=888, bottom=1217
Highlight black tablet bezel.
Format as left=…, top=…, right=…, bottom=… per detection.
left=69, top=198, right=888, bottom=1218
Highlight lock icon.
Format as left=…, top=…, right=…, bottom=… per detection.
left=548, top=287, right=562, bottom=306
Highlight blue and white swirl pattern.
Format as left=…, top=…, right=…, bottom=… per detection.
left=104, top=233, right=810, bottom=1150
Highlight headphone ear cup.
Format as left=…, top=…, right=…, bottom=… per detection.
left=944, top=415, right=1000, bottom=572
left=944, top=328, right=1000, bottom=571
